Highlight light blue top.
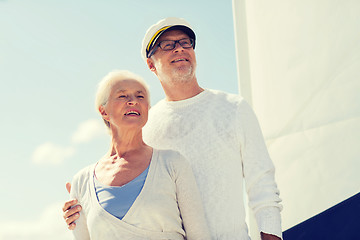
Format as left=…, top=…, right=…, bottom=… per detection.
left=94, top=165, right=149, bottom=220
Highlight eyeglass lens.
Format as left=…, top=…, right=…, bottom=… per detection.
left=159, top=38, right=193, bottom=50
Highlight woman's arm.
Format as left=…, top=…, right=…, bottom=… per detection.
left=174, top=155, right=211, bottom=240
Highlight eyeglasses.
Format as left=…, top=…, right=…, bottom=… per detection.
left=148, top=38, right=194, bottom=57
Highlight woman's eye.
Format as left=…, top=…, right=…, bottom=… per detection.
left=137, top=95, right=145, bottom=99
left=119, top=95, right=126, bottom=98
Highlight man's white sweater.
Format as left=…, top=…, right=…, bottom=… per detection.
left=143, top=89, right=283, bottom=239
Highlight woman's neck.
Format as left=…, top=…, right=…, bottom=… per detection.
left=106, top=126, right=149, bottom=159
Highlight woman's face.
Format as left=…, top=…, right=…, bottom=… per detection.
left=101, top=79, right=149, bottom=131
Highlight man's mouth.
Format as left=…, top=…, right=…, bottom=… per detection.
left=171, top=58, right=188, bottom=63
left=124, top=110, right=140, bottom=116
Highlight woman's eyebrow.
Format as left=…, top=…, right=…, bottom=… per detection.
left=115, top=89, right=126, bottom=94
left=114, top=89, right=145, bottom=94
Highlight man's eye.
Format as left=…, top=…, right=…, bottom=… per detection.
left=180, top=39, right=191, bottom=47
left=119, top=95, right=126, bottom=98
left=160, top=41, right=174, bottom=49
left=137, top=95, right=145, bottom=99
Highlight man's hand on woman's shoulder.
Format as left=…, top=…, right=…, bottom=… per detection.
left=62, top=182, right=81, bottom=230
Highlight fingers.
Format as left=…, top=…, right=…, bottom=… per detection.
left=62, top=199, right=78, bottom=212
left=68, top=222, right=76, bottom=230
left=63, top=202, right=82, bottom=219
left=66, top=182, right=72, bottom=194
left=65, top=209, right=80, bottom=227
left=63, top=200, right=81, bottom=229
left=63, top=182, right=78, bottom=230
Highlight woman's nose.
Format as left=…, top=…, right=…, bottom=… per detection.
left=127, top=97, right=138, bottom=105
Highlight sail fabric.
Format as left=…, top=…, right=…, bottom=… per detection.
left=233, top=0, right=360, bottom=231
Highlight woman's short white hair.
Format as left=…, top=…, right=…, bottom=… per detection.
left=95, top=70, right=150, bottom=128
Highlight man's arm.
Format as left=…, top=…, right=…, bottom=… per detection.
left=237, top=101, right=283, bottom=238
left=261, top=232, right=281, bottom=240
left=62, top=182, right=82, bottom=230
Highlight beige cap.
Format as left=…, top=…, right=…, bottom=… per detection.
left=141, top=17, right=196, bottom=60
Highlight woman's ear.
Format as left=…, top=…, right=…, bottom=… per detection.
left=147, top=58, right=156, bottom=72
left=99, top=105, right=109, bottom=121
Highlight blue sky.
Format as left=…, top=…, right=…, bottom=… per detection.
left=0, top=0, right=238, bottom=239
left=2, top=1, right=360, bottom=239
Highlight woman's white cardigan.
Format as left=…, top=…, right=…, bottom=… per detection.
left=70, top=149, right=210, bottom=240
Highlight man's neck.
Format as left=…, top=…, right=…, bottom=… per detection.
left=160, top=76, right=204, bottom=101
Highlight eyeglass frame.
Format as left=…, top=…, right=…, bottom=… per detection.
left=148, top=38, right=194, bottom=58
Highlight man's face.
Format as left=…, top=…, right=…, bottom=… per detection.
left=147, top=30, right=197, bottom=83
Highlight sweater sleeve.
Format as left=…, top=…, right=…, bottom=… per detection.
left=236, top=100, right=283, bottom=239
left=70, top=168, right=91, bottom=240
left=173, top=154, right=211, bottom=240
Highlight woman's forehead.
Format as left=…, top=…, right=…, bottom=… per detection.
left=111, top=79, right=147, bottom=93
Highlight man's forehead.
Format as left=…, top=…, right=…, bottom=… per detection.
left=157, top=29, right=190, bottom=41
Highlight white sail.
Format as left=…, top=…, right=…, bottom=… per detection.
left=232, top=0, right=360, bottom=237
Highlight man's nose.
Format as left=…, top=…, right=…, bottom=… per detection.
left=173, top=42, right=185, bottom=52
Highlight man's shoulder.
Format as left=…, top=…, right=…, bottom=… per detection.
left=149, top=99, right=167, bottom=113
left=206, top=89, right=247, bottom=107
left=147, top=90, right=249, bottom=114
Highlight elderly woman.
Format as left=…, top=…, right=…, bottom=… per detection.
left=69, top=70, right=210, bottom=240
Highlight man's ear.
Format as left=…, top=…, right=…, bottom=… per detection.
left=99, top=105, right=109, bottom=121
left=147, top=58, right=156, bottom=72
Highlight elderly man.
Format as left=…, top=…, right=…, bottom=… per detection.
left=63, top=17, right=282, bottom=240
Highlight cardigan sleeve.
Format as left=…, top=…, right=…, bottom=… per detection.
left=173, top=154, right=211, bottom=240
left=236, top=100, right=283, bottom=239
left=70, top=167, right=91, bottom=240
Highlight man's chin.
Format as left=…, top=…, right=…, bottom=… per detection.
left=171, top=70, right=193, bottom=83
left=173, top=66, right=194, bottom=77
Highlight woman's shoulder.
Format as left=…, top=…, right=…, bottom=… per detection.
left=70, top=164, right=95, bottom=196
left=72, top=164, right=94, bottom=182
left=155, top=149, right=185, bottom=162
left=154, top=149, right=190, bottom=172
left=70, top=164, right=95, bottom=200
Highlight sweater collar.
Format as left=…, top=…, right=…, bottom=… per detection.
left=162, top=89, right=210, bottom=108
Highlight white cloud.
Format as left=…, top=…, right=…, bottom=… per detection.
left=32, top=142, right=75, bottom=165
left=71, top=119, right=107, bottom=144
left=31, top=119, right=105, bottom=166
left=0, top=202, right=73, bottom=240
